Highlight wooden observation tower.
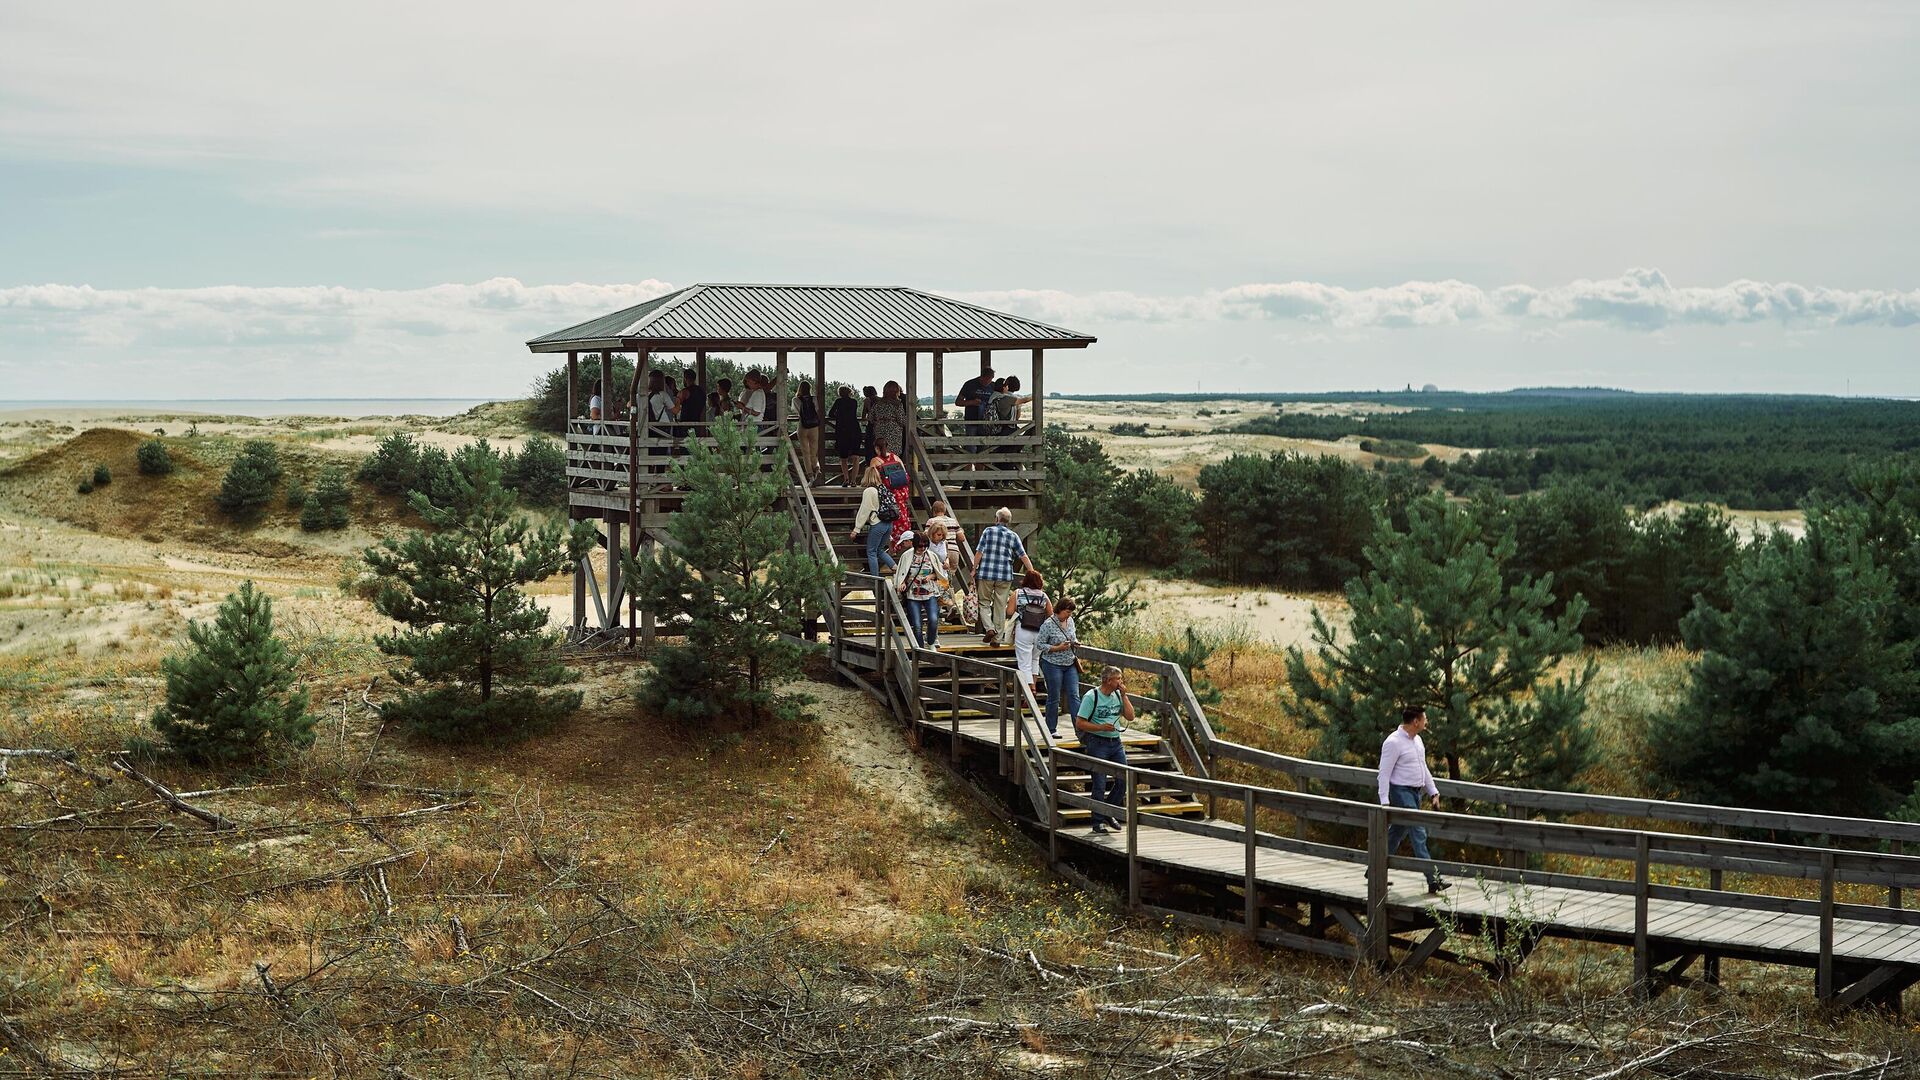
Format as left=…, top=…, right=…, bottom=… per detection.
left=525, top=283, right=1096, bottom=645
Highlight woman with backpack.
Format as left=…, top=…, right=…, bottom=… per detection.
left=1034, top=597, right=1080, bottom=738
left=849, top=465, right=898, bottom=577
left=1007, top=570, right=1051, bottom=695
left=870, top=436, right=913, bottom=544
left=891, top=532, right=948, bottom=649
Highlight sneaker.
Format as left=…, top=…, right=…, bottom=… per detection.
left=1427, top=880, right=1451, bottom=895
left=1089, top=822, right=1110, bottom=835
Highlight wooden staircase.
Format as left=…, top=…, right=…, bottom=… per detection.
left=803, top=470, right=1208, bottom=830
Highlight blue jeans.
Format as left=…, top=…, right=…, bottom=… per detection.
left=865, top=521, right=895, bottom=578
left=1041, top=661, right=1079, bottom=736
left=904, top=596, right=940, bottom=648
left=1080, top=736, right=1128, bottom=828
left=1386, top=784, right=1441, bottom=886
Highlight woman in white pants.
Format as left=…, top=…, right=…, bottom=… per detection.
left=1007, top=570, right=1051, bottom=693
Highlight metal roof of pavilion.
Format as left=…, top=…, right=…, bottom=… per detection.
left=525, top=283, right=1096, bottom=353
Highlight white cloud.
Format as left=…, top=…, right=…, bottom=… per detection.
left=0, top=278, right=677, bottom=351
left=3, top=273, right=1915, bottom=373
left=967, top=270, right=1920, bottom=332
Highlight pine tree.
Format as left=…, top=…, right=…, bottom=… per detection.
left=1284, top=493, right=1596, bottom=788
left=1030, top=520, right=1140, bottom=634
left=214, top=439, right=283, bottom=518
left=151, top=581, right=312, bottom=764
left=300, top=465, right=352, bottom=531
left=137, top=439, right=174, bottom=476
left=1649, top=517, right=1920, bottom=817
left=361, top=442, right=595, bottom=741
left=627, top=416, right=838, bottom=723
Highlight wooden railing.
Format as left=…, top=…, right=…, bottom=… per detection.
left=913, top=417, right=1044, bottom=486
left=1049, top=747, right=1920, bottom=997
left=565, top=419, right=785, bottom=494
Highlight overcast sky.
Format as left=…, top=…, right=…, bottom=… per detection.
left=2, top=2, right=1916, bottom=400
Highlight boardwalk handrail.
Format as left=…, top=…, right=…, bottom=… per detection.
left=906, top=434, right=978, bottom=599
left=786, top=443, right=844, bottom=645
left=1051, top=745, right=1920, bottom=986
left=1198, top=737, right=1920, bottom=849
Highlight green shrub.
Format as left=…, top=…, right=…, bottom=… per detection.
left=299, top=466, right=352, bottom=532
left=136, top=440, right=174, bottom=476
left=151, top=581, right=313, bottom=764
left=357, top=432, right=422, bottom=495
left=507, top=434, right=568, bottom=507
left=77, top=480, right=94, bottom=495
left=91, top=464, right=111, bottom=486
left=284, top=478, right=308, bottom=509
left=214, top=439, right=283, bottom=518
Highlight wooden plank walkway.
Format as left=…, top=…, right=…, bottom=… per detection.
left=804, top=461, right=1920, bottom=1006
left=920, top=705, right=1920, bottom=967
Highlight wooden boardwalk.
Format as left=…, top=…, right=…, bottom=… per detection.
left=796, top=452, right=1920, bottom=1010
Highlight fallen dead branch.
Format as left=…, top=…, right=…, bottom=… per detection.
left=242, top=850, right=418, bottom=898
left=108, top=754, right=238, bottom=830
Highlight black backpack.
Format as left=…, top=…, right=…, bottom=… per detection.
left=875, top=496, right=899, bottom=523
left=1018, top=590, right=1049, bottom=631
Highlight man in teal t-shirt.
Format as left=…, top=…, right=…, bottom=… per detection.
left=1075, top=665, right=1135, bottom=834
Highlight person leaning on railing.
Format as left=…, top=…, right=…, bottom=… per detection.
left=1034, top=597, right=1080, bottom=738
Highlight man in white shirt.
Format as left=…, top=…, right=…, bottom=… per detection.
left=1377, top=706, right=1450, bottom=894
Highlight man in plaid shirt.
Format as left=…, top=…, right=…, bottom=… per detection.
left=971, top=507, right=1034, bottom=646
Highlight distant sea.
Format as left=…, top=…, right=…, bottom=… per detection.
left=0, top=398, right=497, bottom=418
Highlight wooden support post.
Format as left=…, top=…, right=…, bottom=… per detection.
left=980, top=349, right=991, bottom=379
left=571, top=554, right=587, bottom=639
left=1125, top=770, right=1140, bottom=911
left=1366, top=805, right=1390, bottom=968
left=695, top=351, right=708, bottom=414
left=904, top=351, right=918, bottom=456
left=1893, top=840, right=1904, bottom=910
left=599, top=351, right=611, bottom=422
left=1506, top=805, right=1527, bottom=878
left=1030, top=348, right=1044, bottom=432
left=877, top=593, right=890, bottom=684
left=1243, top=792, right=1259, bottom=936
left=1818, top=850, right=1836, bottom=1002
left=932, top=351, right=945, bottom=422
left=1011, top=686, right=1025, bottom=788
left=566, top=351, right=579, bottom=420
left=949, top=652, right=961, bottom=764
left=773, top=349, right=788, bottom=427
left=605, top=517, right=623, bottom=630
left=629, top=350, right=649, bottom=647
left=996, top=669, right=1009, bottom=778
left=1706, top=823, right=1724, bottom=985
left=814, top=351, right=826, bottom=434
left=1633, top=834, right=1652, bottom=998
left=1047, top=760, right=1060, bottom=867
